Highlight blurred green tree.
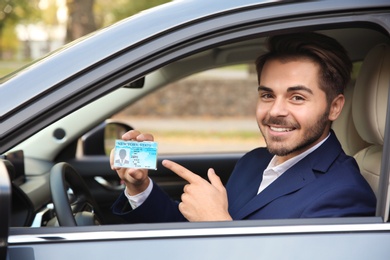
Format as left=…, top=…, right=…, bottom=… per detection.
left=0, top=0, right=41, bottom=59
left=95, top=0, right=171, bottom=28
left=40, top=0, right=63, bottom=53
left=0, top=0, right=171, bottom=58
left=66, top=0, right=171, bottom=42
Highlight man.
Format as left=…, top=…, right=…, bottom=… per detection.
left=111, top=32, right=376, bottom=223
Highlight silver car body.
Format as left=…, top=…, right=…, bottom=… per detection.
left=2, top=0, right=390, bottom=259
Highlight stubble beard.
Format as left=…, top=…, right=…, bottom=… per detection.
left=260, top=110, right=330, bottom=157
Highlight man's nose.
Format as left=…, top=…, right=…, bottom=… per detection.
left=269, top=98, right=289, bottom=117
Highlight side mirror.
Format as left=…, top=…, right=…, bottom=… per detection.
left=82, top=121, right=133, bottom=156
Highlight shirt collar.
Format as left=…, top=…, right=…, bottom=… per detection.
left=265, top=133, right=331, bottom=175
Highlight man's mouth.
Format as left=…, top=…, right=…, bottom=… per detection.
left=269, top=126, right=294, bottom=132
left=262, top=117, right=300, bottom=133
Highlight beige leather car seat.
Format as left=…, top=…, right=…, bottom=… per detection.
left=353, top=43, right=390, bottom=197
left=332, top=81, right=369, bottom=156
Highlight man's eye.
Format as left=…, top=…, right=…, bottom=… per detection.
left=260, top=93, right=273, bottom=99
left=291, top=95, right=305, bottom=101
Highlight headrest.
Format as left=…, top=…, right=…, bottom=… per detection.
left=352, top=43, right=390, bottom=145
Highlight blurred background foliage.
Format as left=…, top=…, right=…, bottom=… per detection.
left=0, top=0, right=170, bottom=76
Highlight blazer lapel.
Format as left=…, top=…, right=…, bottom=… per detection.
left=232, top=163, right=316, bottom=219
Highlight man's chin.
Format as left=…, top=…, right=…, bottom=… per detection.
left=266, top=145, right=293, bottom=157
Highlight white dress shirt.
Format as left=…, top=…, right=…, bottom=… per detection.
left=124, top=178, right=153, bottom=209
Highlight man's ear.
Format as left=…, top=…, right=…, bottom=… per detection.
left=328, top=94, right=345, bottom=121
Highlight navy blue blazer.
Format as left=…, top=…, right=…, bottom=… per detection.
left=112, top=132, right=376, bottom=223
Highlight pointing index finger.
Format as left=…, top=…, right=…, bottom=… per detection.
left=162, top=160, right=201, bottom=183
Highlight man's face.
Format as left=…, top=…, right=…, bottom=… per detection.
left=256, top=58, right=333, bottom=163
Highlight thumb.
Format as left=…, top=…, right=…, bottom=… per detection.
left=207, top=168, right=225, bottom=191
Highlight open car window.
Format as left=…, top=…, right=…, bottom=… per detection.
left=109, top=64, right=262, bottom=155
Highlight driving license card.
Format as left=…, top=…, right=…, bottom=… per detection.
left=114, top=140, right=158, bottom=170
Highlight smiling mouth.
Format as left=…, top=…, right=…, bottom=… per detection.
left=270, top=126, right=294, bottom=132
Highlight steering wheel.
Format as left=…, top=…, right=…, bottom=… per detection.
left=50, top=162, right=104, bottom=226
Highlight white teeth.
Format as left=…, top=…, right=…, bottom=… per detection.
left=270, top=126, right=293, bottom=132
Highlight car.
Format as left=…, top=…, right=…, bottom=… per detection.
left=1, top=0, right=390, bottom=259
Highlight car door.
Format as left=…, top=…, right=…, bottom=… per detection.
left=5, top=0, right=390, bottom=259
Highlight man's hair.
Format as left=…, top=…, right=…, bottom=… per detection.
left=255, top=32, right=352, bottom=104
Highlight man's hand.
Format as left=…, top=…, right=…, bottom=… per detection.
left=110, top=130, right=154, bottom=195
left=162, top=159, right=232, bottom=222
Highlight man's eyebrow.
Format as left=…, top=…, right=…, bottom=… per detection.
left=257, top=85, right=314, bottom=95
left=257, top=86, right=273, bottom=92
left=287, top=85, right=314, bottom=95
